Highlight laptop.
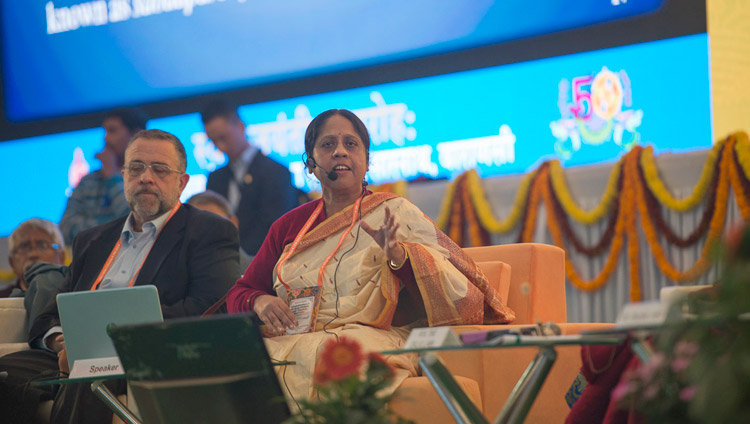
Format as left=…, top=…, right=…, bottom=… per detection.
left=57, top=285, right=163, bottom=377
left=107, top=313, right=290, bottom=424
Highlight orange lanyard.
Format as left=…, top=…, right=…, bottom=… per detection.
left=89, top=203, right=181, bottom=291
left=276, top=196, right=363, bottom=290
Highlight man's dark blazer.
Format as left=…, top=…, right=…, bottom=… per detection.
left=28, top=204, right=240, bottom=345
left=207, top=152, right=301, bottom=256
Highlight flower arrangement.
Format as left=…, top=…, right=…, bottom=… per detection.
left=612, top=221, right=750, bottom=423
left=284, top=336, right=413, bottom=424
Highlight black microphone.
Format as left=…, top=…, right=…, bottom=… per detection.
left=307, top=158, right=338, bottom=181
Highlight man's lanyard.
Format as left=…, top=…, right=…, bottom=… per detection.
left=89, top=203, right=181, bottom=291
left=276, top=196, right=363, bottom=290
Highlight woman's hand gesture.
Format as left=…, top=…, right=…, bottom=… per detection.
left=361, top=205, right=407, bottom=268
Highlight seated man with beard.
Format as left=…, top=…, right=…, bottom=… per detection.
left=0, top=129, right=240, bottom=424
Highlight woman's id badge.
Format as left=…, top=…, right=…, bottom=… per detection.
left=284, top=286, right=321, bottom=335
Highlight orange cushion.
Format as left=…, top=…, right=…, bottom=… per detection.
left=390, top=376, right=482, bottom=424
left=476, top=261, right=511, bottom=306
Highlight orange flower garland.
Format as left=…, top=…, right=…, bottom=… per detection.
left=634, top=137, right=735, bottom=282
left=461, top=173, right=489, bottom=247
left=727, top=138, right=750, bottom=220
left=625, top=147, right=642, bottom=300
left=428, top=133, right=748, bottom=295
left=448, top=174, right=466, bottom=245
left=518, top=163, right=547, bottom=243
left=541, top=151, right=632, bottom=292
left=370, top=180, right=408, bottom=197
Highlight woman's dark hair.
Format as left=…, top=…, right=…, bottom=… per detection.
left=304, top=109, right=370, bottom=169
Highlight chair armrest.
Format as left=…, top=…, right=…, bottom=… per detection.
left=0, top=297, right=27, bottom=344
left=464, top=243, right=566, bottom=324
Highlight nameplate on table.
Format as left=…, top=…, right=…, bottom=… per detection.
left=615, top=300, right=671, bottom=329
left=403, top=327, right=461, bottom=350
left=68, top=356, right=124, bottom=379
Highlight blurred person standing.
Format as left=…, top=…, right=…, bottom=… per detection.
left=201, top=101, right=302, bottom=256
left=59, top=107, right=148, bottom=245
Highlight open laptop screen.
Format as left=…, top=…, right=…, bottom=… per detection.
left=107, top=313, right=290, bottom=424
left=57, top=285, right=163, bottom=372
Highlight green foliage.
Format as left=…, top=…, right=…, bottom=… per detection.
left=616, top=222, right=750, bottom=423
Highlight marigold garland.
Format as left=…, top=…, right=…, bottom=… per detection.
left=728, top=144, right=750, bottom=220
left=448, top=174, right=466, bottom=246
left=639, top=146, right=721, bottom=248
left=731, top=147, right=750, bottom=221
left=635, top=137, right=735, bottom=282
left=426, top=132, right=749, bottom=294
left=462, top=174, right=489, bottom=247
left=549, top=158, right=623, bottom=225
left=640, top=141, right=722, bottom=212
left=518, top=164, right=547, bottom=243
left=0, top=270, right=15, bottom=283
left=547, top=169, right=622, bottom=257
left=733, top=132, right=750, bottom=182
left=625, top=147, right=642, bottom=301
left=540, top=159, right=630, bottom=292
left=370, top=180, right=408, bottom=197
left=467, top=168, right=537, bottom=234
left=435, top=179, right=458, bottom=230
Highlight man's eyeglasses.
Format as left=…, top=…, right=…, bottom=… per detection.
left=12, top=240, right=60, bottom=256
left=125, top=161, right=183, bottom=178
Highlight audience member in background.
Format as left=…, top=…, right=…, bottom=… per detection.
left=4, top=219, right=69, bottom=342
left=201, top=100, right=303, bottom=256
left=0, top=129, right=240, bottom=424
left=188, top=190, right=253, bottom=271
left=59, top=107, right=149, bottom=245
left=3, top=218, right=66, bottom=298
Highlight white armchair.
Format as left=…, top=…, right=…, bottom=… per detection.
left=0, top=297, right=30, bottom=358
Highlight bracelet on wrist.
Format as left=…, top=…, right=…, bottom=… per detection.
left=388, top=243, right=408, bottom=271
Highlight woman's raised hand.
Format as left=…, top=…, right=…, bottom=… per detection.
left=253, top=294, right=298, bottom=335
left=361, top=205, right=406, bottom=267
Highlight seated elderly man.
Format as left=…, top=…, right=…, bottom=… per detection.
left=0, top=129, right=240, bottom=424
left=2, top=219, right=66, bottom=299
left=2, top=219, right=68, bottom=335
left=187, top=190, right=253, bottom=271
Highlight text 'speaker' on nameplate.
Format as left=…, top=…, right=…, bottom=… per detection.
left=68, top=356, right=125, bottom=379
left=403, top=327, right=461, bottom=350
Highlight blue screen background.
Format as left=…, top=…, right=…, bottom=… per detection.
left=2, top=0, right=663, bottom=121
left=0, top=33, right=712, bottom=236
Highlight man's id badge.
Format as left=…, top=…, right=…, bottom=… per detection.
left=285, top=286, right=321, bottom=335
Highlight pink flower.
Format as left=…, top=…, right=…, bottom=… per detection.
left=680, top=385, right=697, bottom=402
left=611, top=381, right=633, bottom=403
left=643, top=383, right=660, bottom=400
left=671, top=357, right=691, bottom=373
left=637, top=353, right=665, bottom=382
left=674, top=341, right=699, bottom=358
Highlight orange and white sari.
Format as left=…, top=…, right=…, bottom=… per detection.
left=266, top=192, right=514, bottom=401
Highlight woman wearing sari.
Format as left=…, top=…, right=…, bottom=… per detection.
left=226, top=109, right=515, bottom=401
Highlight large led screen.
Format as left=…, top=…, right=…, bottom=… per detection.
left=1, top=0, right=664, bottom=122
left=0, top=33, right=712, bottom=236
